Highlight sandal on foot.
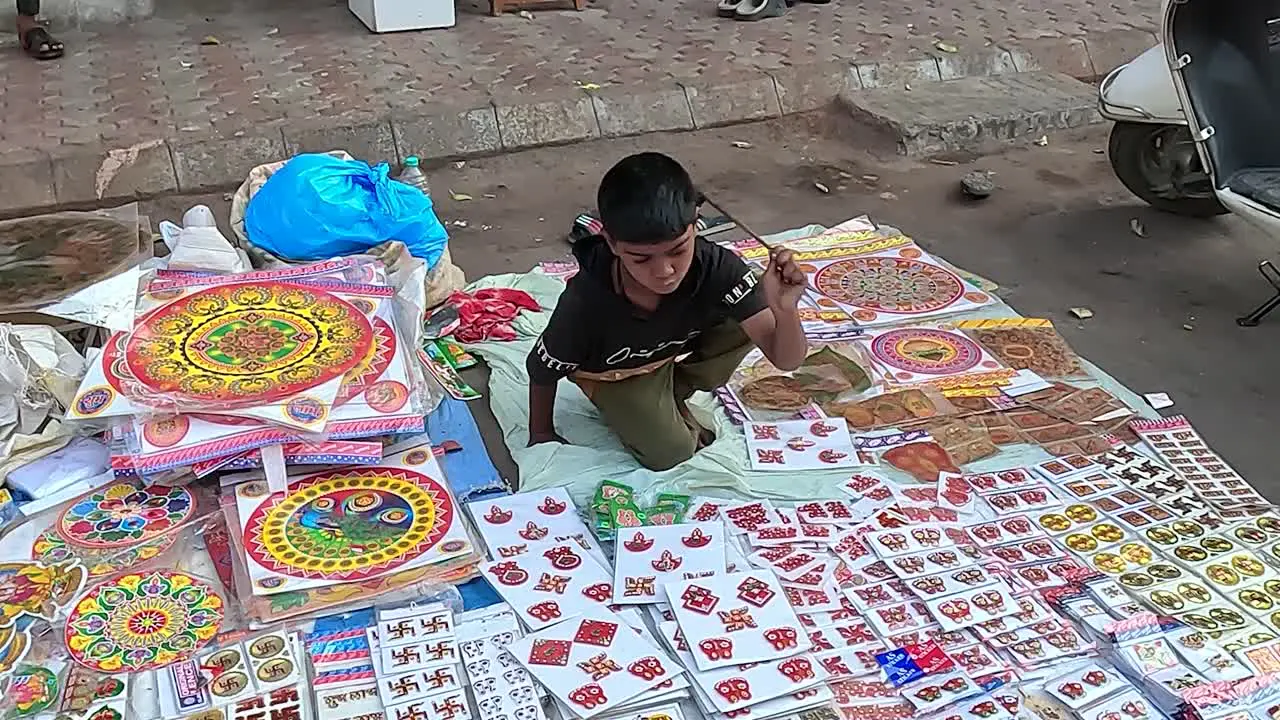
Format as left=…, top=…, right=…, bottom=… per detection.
left=716, top=0, right=743, bottom=18
left=20, top=26, right=63, bottom=60
left=735, top=0, right=786, bottom=21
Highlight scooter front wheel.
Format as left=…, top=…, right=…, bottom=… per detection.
left=1108, top=122, right=1228, bottom=218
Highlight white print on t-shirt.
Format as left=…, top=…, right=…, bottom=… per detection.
left=604, top=329, right=701, bottom=367
left=533, top=337, right=579, bottom=374
left=723, top=271, right=758, bottom=307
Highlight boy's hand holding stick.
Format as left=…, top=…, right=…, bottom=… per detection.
left=699, top=193, right=808, bottom=310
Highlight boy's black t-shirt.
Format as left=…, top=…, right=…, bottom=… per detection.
left=527, top=235, right=768, bottom=384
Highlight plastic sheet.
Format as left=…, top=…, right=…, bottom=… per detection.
left=244, top=153, right=449, bottom=269
left=0, top=204, right=150, bottom=314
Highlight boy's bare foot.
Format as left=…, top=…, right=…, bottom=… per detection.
left=676, top=396, right=716, bottom=449
left=17, top=16, right=63, bottom=60
left=528, top=430, right=568, bottom=446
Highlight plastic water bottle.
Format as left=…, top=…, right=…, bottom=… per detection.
left=397, top=156, right=431, bottom=197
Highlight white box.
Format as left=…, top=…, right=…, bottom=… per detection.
left=349, top=0, right=455, bottom=33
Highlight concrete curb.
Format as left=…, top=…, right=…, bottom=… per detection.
left=0, top=28, right=1154, bottom=215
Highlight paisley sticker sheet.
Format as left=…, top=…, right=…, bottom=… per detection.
left=664, top=571, right=808, bottom=671
left=657, top=622, right=829, bottom=714
left=508, top=610, right=679, bottom=719
left=480, top=543, right=617, bottom=631
left=745, top=419, right=862, bottom=471
left=466, top=489, right=596, bottom=560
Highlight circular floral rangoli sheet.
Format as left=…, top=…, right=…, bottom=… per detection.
left=57, top=483, right=195, bottom=550
left=124, top=281, right=374, bottom=406
left=242, top=468, right=458, bottom=584
left=33, top=529, right=175, bottom=577
left=869, top=328, right=987, bottom=377
left=65, top=570, right=224, bottom=672
left=813, top=256, right=966, bottom=318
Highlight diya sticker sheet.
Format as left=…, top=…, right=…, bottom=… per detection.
left=233, top=444, right=476, bottom=596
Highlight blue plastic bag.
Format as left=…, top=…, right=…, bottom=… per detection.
left=245, top=153, right=449, bottom=268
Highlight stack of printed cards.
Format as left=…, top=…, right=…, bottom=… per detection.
left=612, top=522, right=727, bottom=605
left=372, top=604, right=467, bottom=720
left=159, top=631, right=302, bottom=716
left=467, top=488, right=607, bottom=565
left=480, top=539, right=620, bottom=630
left=508, top=609, right=685, bottom=719
left=457, top=604, right=547, bottom=720
left=745, top=419, right=866, bottom=471
left=663, top=571, right=810, bottom=669
left=161, top=634, right=314, bottom=720
left=658, top=621, right=833, bottom=718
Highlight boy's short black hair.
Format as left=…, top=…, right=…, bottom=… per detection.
left=597, top=152, right=698, bottom=245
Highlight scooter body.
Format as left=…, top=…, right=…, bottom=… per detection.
left=1163, top=0, right=1280, bottom=232
left=1099, top=29, right=1227, bottom=217
left=1104, top=0, right=1280, bottom=324
left=1098, top=44, right=1185, bottom=124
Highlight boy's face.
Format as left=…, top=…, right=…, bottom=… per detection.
left=607, top=224, right=697, bottom=296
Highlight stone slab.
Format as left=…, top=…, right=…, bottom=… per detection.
left=855, top=58, right=943, bottom=89
left=0, top=151, right=56, bottom=214
left=172, top=131, right=287, bottom=192
left=682, top=74, right=782, bottom=129
left=393, top=105, right=502, bottom=161
left=1084, top=28, right=1159, bottom=78
left=771, top=63, right=861, bottom=115
left=495, top=93, right=600, bottom=150
left=50, top=140, right=177, bottom=205
left=1004, top=37, right=1095, bottom=79
left=839, top=72, right=1102, bottom=157
left=283, top=120, right=399, bottom=166
left=935, top=47, right=1018, bottom=81
left=590, top=85, right=695, bottom=138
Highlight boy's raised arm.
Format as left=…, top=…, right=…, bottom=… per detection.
left=739, top=248, right=808, bottom=370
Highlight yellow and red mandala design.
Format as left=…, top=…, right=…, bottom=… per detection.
left=124, top=281, right=374, bottom=407
left=243, top=468, right=455, bottom=582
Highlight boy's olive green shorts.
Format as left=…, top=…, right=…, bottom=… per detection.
left=572, top=320, right=753, bottom=472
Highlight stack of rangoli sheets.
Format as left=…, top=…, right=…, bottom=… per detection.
left=67, top=258, right=426, bottom=478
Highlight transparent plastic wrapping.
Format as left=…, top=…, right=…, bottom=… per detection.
left=11, top=477, right=228, bottom=595
left=724, top=343, right=878, bottom=422
left=216, top=441, right=483, bottom=627
left=120, top=257, right=393, bottom=422
left=0, top=481, right=236, bottom=718
left=70, top=255, right=430, bottom=477
left=0, top=203, right=150, bottom=314
left=824, top=386, right=961, bottom=432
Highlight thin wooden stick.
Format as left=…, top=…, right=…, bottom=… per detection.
left=700, top=193, right=777, bottom=252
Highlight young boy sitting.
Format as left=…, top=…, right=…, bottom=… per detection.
left=525, top=152, right=809, bottom=471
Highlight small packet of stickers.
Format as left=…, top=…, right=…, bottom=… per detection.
left=643, top=493, right=690, bottom=526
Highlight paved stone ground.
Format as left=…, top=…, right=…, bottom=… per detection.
left=0, top=0, right=1160, bottom=156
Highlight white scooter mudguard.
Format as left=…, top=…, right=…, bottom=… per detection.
left=1098, top=44, right=1186, bottom=124
left=1165, top=0, right=1280, bottom=228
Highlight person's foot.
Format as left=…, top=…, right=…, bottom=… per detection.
left=676, top=395, right=716, bottom=448
left=17, top=17, right=63, bottom=60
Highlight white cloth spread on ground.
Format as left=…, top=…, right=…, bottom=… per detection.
left=458, top=224, right=1157, bottom=508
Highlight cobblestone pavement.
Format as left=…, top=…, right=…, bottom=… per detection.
left=0, top=0, right=1159, bottom=155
